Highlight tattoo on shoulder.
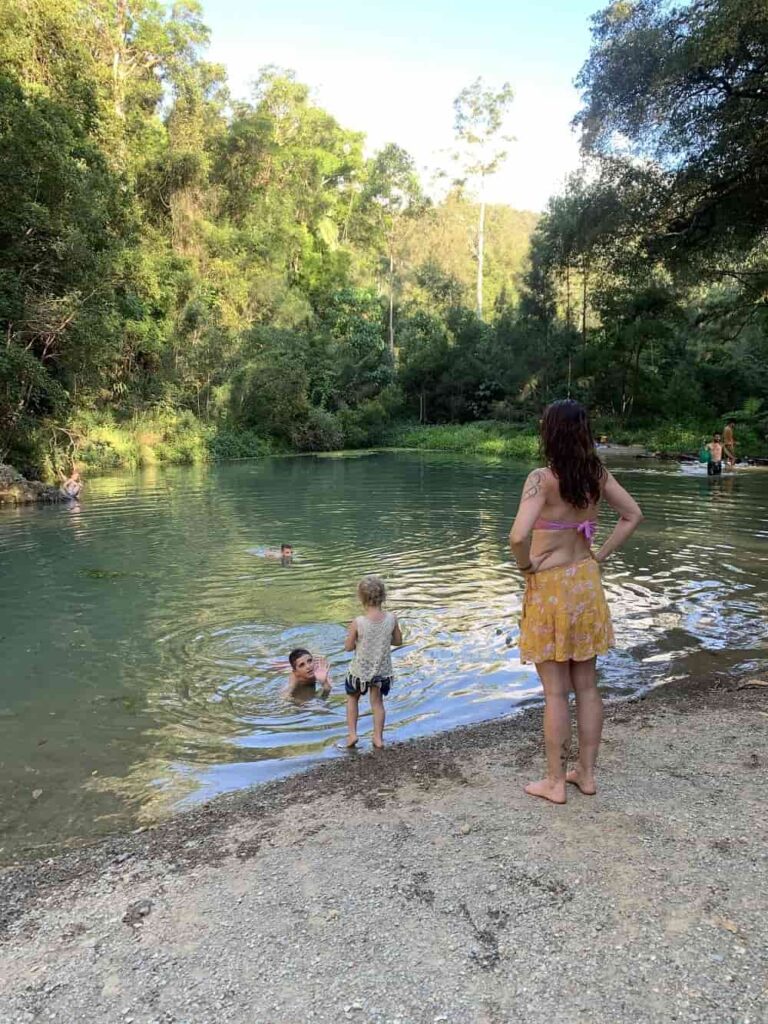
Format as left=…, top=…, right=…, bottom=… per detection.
left=522, top=470, right=543, bottom=502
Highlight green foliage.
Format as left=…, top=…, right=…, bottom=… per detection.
left=291, top=407, right=344, bottom=452
left=339, top=386, right=406, bottom=447
left=508, top=0, right=768, bottom=444
left=45, top=410, right=275, bottom=472
left=390, top=422, right=539, bottom=459
left=576, top=0, right=768, bottom=259
left=453, top=78, right=514, bottom=178
left=207, top=428, right=275, bottom=461
left=0, top=0, right=541, bottom=472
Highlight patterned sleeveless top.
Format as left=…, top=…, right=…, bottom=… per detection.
left=348, top=612, right=396, bottom=683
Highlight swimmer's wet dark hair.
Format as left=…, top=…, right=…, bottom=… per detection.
left=281, top=543, right=292, bottom=552
left=289, top=648, right=311, bottom=669
left=358, top=575, right=386, bottom=607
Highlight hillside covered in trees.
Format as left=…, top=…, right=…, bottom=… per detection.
left=1, top=0, right=767, bottom=474
left=0, top=0, right=535, bottom=472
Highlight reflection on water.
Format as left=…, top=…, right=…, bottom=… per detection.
left=1, top=452, right=768, bottom=857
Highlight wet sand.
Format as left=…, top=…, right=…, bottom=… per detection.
left=1, top=673, right=767, bottom=1023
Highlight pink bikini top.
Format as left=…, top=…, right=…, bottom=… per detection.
left=533, top=519, right=598, bottom=544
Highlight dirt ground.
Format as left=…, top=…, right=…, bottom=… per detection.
left=1, top=676, right=767, bottom=1024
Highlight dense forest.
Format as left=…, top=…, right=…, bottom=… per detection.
left=1, top=0, right=767, bottom=475
left=528, top=0, right=768, bottom=450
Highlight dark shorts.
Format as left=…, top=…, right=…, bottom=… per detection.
left=345, top=674, right=392, bottom=697
left=708, top=460, right=722, bottom=476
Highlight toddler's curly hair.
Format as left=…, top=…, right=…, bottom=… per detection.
left=357, top=574, right=386, bottom=608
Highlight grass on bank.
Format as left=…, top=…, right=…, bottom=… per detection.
left=388, top=419, right=768, bottom=459
left=43, top=410, right=278, bottom=477
left=35, top=411, right=768, bottom=479
left=595, top=420, right=768, bottom=457
left=387, top=422, right=540, bottom=459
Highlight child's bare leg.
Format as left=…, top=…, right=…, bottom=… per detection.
left=345, top=693, right=360, bottom=748
left=369, top=686, right=386, bottom=748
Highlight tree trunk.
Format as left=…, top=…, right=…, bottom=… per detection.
left=581, top=261, right=589, bottom=375
left=388, top=245, right=395, bottom=360
left=565, top=261, right=572, bottom=328
left=113, top=0, right=128, bottom=120
left=629, top=335, right=645, bottom=414
left=476, top=181, right=486, bottom=320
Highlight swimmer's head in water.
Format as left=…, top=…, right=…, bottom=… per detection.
left=289, top=647, right=314, bottom=682
left=281, top=543, right=293, bottom=556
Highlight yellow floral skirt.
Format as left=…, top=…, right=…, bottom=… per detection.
left=519, top=558, right=614, bottom=664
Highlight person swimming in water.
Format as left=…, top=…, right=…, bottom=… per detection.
left=277, top=543, right=293, bottom=565
left=285, top=649, right=331, bottom=697
left=251, top=543, right=294, bottom=564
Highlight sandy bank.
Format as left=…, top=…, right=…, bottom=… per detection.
left=1, top=675, right=766, bottom=1024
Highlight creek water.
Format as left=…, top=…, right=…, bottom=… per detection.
left=2, top=450, right=767, bottom=858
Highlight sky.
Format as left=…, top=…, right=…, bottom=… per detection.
left=202, top=0, right=604, bottom=212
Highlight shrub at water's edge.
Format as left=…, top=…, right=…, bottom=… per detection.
left=385, top=419, right=768, bottom=460
left=32, top=411, right=279, bottom=478
left=386, top=422, right=540, bottom=459
left=592, top=419, right=768, bottom=458
left=20, top=412, right=768, bottom=483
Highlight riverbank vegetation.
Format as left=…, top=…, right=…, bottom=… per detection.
left=391, top=420, right=768, bottom=460
left=2, top=0, right=767, bottom=477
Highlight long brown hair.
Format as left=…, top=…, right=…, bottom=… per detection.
left=540, top=399, right=604, bottom=509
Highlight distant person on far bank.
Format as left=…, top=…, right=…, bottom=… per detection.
left=286, top=649, right=332, bottom=697
left=707, top=434, right=724, bottom=476
left=509, top=399, right=643, bottom=805
left=343, top=575, right=403, bottom=749
left=723, top=420, right=736, bottom=468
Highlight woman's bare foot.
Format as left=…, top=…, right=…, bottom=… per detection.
left=566, top=768, right=596, bottom=795
left=372, top=736, right=384, bottom=749
left=337, top=736, right=358, bottom=750
left=524, top=778, right=566, bottom=804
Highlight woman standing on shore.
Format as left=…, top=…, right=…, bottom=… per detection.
left=510, top=400, right=643, bottom=804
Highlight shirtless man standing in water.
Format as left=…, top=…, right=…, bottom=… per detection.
left=707, top=434, right=724, bottom=476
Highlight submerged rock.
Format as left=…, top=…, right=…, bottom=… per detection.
left=0, top=464, right=67, bottom=505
